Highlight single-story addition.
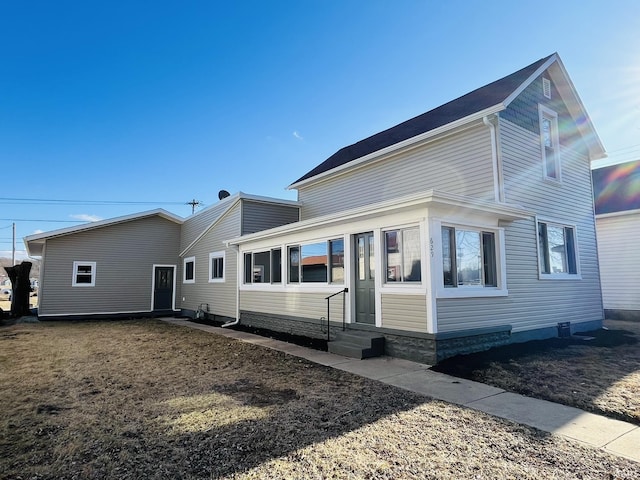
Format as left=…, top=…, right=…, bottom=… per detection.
left=227, top=53, right=607, bottom=364
left=24, top=193, right=299, bottom=320
left=592, top=160, right=640, bottom=320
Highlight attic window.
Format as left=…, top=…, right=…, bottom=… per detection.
left=543, top=78, right=551, bottom=99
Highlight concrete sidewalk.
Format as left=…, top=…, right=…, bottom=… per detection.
left=160, top=317, right=640, bottom=463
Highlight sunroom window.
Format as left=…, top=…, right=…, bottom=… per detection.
left=384, top=227, right=421, bottom=282
left=244, top=249, right=282, bottom=284
left=288, top=239, right=345, bottom=284
left=442, top=227, right=497, bottom=287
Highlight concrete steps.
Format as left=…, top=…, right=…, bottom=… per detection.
left=328, top=331, right=385, bottom=359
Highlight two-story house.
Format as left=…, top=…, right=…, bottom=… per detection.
left=228, top=53, right=606, bottom=363
left=25, top=53, right=605, bottom=363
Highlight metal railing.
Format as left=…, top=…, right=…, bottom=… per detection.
left=324, top=288, right=348, bottom=342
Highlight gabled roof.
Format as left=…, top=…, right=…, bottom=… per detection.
left=179, top=192, right=300, bottom=256
left=592, top=160, right=640, bottom=215
left=24, top=209, right=184, bottom=257
left=290, top=53, right=605, bottom=188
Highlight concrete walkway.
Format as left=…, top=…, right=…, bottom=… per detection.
left=160, top=318, right=640, bottom=463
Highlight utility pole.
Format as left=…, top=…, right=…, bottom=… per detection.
left=12, top=222, right=15, bottom=266
left=186, top=199, right=203, bottom=214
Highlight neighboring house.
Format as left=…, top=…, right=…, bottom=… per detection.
left=24, top=193, right=299, bottom=320
left=592, top=160, right=640, bottom=320
left=228, top=53, right=607, bottom=363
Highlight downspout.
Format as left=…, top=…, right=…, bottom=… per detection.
left=483, top=115, right=505, bottom=203
left=222, top=243, right=241, bottom=328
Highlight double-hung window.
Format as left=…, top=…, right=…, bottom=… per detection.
left=539, top=105, right=561, bottom=181
left=384, top=227, right=421, bottom=283
left=183, top=257, right=195, bottom=284
left=72, top=261, right=96, bottom=287
left=244, top=249, right=282, bottom=284
left=537, top=221, right=578, bottom=277
left=209, top=251, right=225, bottom=283
left=442, top=227, right=497, bottom=287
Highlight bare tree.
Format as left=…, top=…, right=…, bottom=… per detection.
left=4, top=261, right=32, bottom=318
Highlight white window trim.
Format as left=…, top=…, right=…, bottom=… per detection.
left=286, top=238, right=345, bottom=286
left=536, top=217, right=582, bottom=280
left=208, top=251, right=225, bottom=283
left=72, top=261, right=96, bottom=287
left=433, top=221, right=508, bottom=299
left=183, top=256, right=195, bottom=284
left=539, top=104, right=562, bottom=183
left=380, top=224, right=424, bottom=288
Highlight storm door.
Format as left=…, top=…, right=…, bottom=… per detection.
left=354, top=232, right=375, bottom=324
left=153, top=266, right=174, bottom=311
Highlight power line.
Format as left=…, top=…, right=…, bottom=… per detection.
left=0, top=218, right=83, bottom=223
left=0, top=197, right=186, bottom=206
left=186, top=199, right=204, bottom=214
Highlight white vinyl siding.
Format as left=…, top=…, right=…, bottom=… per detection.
left=38, top=216, right=181, bottom=316
left=381, top=294, right=428, bottom=332
left=180, top=200, right=236, bottom=252
left=596, top=212, right=640, bottom=311
left=240, top=289, right=344, bottom=322
left=436, top=118, right=602, bottom=333
left=179, top=203, right=240, bottom=319
left=297, top=123, right=495, bottom=219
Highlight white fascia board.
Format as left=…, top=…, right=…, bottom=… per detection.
left=503, top=53, right=606, bottom=161
left=185, top=192, right=300, bottom=221
left=287, top=105, right=505, bottom=190
left=227, top=190, right=532, bottom=247
left=549, top=59, right=606, bottom=160
left=179, top=197, right=242, bottom=257
left=596, top=208, right=640, bottom=219
left=25, top=238, right=44, bottom=257
left=503, top=54, right=559, bottom=106
left=179, top=193, right=301, bottom=257
left=183, top=192, right=242, bottom=220
left=23, top=208, right=183, bottom=246
left=236, top=191, right=301, bottom=207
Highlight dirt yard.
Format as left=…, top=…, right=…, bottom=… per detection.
left=1, top=319, right=639, bottom=479
left=434, top=319, right=640, bottom=425
left=0, top=297, right=37, bottom=314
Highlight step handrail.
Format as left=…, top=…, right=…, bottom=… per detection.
left=324, top=287, right=348, bottom=341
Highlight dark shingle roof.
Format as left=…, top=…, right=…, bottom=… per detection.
left=592, top=160, right=640, bottom=214
left=292, top=54, right=554, bottom=186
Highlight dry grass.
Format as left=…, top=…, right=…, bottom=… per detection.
left=1, top=320, right=639, bottom=479
left=434, top=319, right=640, bottom=425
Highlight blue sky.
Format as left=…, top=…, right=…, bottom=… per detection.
left=1, top=1, right=639, bottom=259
